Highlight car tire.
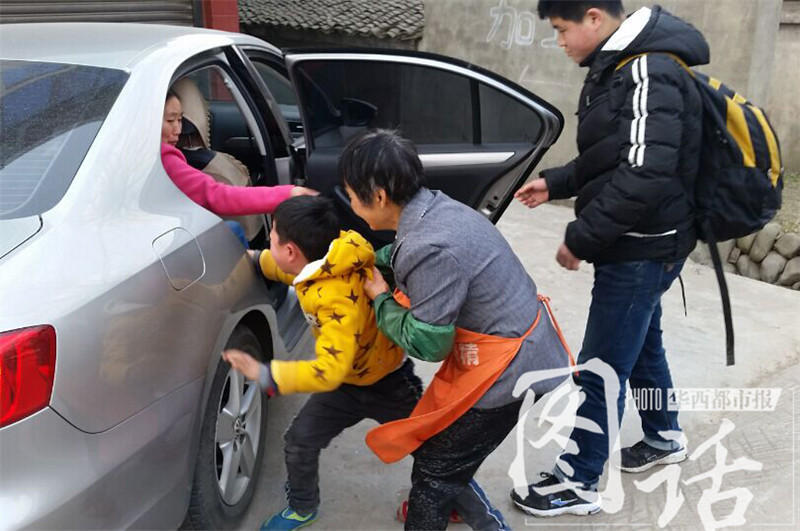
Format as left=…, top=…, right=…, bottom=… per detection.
left=182, top=324, right=271, bottom=529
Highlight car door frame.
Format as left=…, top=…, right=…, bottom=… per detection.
left=172, top=48, right=283, bottom=188
left=283, top=48, right=564, bottom=227
left=228, top=45, right=304, bottom=187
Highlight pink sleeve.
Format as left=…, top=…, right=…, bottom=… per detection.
left=160, top=143, right=293, bottom=216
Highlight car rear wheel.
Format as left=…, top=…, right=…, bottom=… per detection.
left=183, top=324, right=270, bottom=529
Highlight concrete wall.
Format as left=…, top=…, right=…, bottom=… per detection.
left=768, top=1, right=800, bottom=171
left=418, top=0, right=790, bottom=173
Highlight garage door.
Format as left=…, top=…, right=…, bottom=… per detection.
left=0, top=0, right=199, bottom=26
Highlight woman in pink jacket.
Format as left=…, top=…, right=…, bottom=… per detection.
left=161, top=91, right=316, bottom=217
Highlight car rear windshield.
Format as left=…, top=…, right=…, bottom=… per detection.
left=0, top=60, right=128, bottom=219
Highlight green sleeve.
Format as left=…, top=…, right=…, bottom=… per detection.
left=374, top=245, right=396, bottom=290
left=373, top=292, right=455, bottom=362
left=374, top=244, right=392, bottom=268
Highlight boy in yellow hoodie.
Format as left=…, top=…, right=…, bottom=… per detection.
left=223, top=195, right=421, bottom=530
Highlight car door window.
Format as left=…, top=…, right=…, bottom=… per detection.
left=286, top=52, right=562, bottom=246
left=172, top=65, right=277, bottom=245
left=292, top=60, right=476, bottom=148
left=291, top=60, right=545, bottom=151
left=479, top=82, right=543, bottom=143
left=247, top=60, right=303, bottom=141
left=177, top=65, right=268, bottom=179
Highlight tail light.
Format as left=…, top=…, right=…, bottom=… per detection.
left=0, top=325, right=56, bottom=428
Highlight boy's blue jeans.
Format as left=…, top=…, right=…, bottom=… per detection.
left=557, top=260, right=685, bottom=489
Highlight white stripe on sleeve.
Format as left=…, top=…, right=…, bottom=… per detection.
left=628, top=55, right=650, bottom=168
left=637, top=56, right=649, bottom=167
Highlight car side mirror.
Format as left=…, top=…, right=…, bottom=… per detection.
left=340, top=98, right=377, bottom=127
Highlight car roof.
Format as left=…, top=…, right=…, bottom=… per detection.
left=0, top=23, right=276, bottom=70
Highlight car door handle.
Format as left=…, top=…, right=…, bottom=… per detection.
left=418, top=151, right=515, bottom=168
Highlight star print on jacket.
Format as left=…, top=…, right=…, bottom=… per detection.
left=256, top=230, right=405, bottom=394
left=323, top=345, right=342, bottom=359
left=320, top=259, right=334, bottom=275
left=301, top=280, right=315, bottom=296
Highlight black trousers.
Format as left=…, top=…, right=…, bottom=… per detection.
left=283, top=359, right=517, bottom=531
left=283, top=359, right=422, bottom=513
left=405, top=400, right=523, bottom=531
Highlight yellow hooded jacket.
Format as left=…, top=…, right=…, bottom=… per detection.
left=258, top=230, right=404, bottom=394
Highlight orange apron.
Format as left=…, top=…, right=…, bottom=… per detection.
left=366, top=290, right=574, bottom=464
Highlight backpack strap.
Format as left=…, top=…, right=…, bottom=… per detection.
left=615, top=52, right=694, bottom=77
left=704, top=224, right=736, bottom=366
left=617, top=52, right=737, bottom=366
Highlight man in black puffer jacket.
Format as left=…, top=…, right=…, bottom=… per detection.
left=511, top=1, right=708, bottom=518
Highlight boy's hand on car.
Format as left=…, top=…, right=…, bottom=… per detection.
left=364, top=266, right=390, bottom=300
left=556, top=242, right=581, bottom=271
left=514, top=178, right=549, bottom=208
left=222, top=348, right=261, bottom=381
left=290, top=186, right=320, bottom=197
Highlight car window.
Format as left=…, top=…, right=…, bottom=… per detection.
left=479, top=82, right=543, bottom=143
left=292, top=59, right=546, bottom=150
left=252, top=62, right=296, bottom=107
left=176, top=66, right=268, bottom=180
left=250, top=61, right=303, bottom=140
left=292, top=60, right=473, bottom=148
left=0, top=60, right=127, bottom=220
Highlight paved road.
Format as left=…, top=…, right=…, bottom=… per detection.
left=240, top=201, right=800, bottom=530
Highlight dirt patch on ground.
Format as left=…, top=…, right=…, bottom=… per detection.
left=775, top=171, right=800, bottom=234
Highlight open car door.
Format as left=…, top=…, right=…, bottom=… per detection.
left=284, top=49, right=563, bottom=245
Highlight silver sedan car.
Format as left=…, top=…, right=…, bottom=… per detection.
left=0, top=23, right=561, bottom=529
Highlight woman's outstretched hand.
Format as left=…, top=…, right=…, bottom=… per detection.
left=291, top=186, right=320, bottom=197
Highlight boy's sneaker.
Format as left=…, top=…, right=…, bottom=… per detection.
left=396, top=500, right=463, bottom=524
left=510, top=472, right=601, bottom=517
left=618, top=441, right=687, bottom=473
left=260, top=507, right=318, bottom=530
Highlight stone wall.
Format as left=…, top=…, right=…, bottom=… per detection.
left=689, top=223, right=800, bottom=289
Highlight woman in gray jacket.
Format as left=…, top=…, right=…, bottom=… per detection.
left=340, top=129, right=573, bottom=530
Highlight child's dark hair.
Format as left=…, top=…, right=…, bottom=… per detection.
left=166, top=89, right=180, bottom=102
left=537, top=0, right=624, bottom=21
left=273, top=196, right=340, bottom=261
left=339, top=129, right=424, bottom=206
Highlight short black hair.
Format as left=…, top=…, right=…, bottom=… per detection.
left=537, top=0, right=624, bottom=21
left=339, top=129, right=424, bottom=207
left=166, top=89, right=180, bottom=103
left=273, top=196, right=340, bottom=261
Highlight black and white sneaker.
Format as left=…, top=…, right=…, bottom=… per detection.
left=618, top=440, right=687, bottom=473
left=510, top=472, right=601, bottom=517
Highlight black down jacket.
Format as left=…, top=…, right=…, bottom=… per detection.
left=543, top=5, right=709, bottom=264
